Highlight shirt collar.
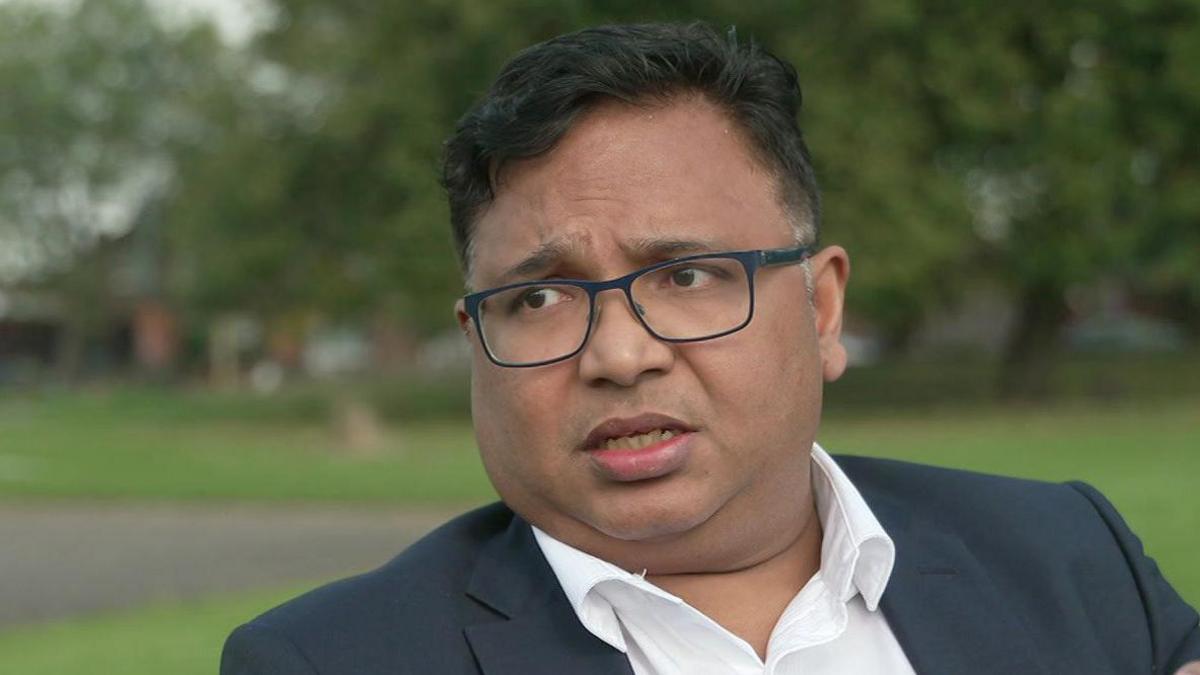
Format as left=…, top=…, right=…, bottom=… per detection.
left=532, top=526, right=639, bottom=650
left=809, top=442, right=895, bottom=610
left=531, top=442, right=897, bottom=648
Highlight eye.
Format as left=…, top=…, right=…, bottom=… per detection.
left=517, top=287, right=569, bottom=311
left=669, top=266, right=715, bottom=288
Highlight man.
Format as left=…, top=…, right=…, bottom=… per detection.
left=222, top=22, right=1200, bottom=674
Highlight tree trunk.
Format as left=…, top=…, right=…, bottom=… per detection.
left=998, top=280, right=1069, bottom=400
left=53, top=312, right=87, bottom=384
left=880, top=314, right=921, bottom=359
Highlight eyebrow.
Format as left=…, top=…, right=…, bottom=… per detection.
left=493, top=235, right=726, bottom=286
left=495, top=239, right=577, bottom=286
left=624, top=237, right=723, bottom=259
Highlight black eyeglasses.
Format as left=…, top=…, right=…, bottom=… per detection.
left=462, top=244, right=814, bottom=368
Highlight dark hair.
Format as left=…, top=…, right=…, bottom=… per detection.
left=441, top=21, right=821, bottom=272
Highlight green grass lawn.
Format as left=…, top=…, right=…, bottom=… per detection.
left=1, top=388, right=1197, bottom=601
left=0, top=389, right=496, bottom=503
left=0, top=388, right=1196, bottom=671
left=0, top=585, right=310, bottom=675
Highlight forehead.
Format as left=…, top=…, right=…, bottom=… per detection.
left=467, top=96, right=793, bottom=286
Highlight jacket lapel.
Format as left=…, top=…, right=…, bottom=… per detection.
left=463, top=466, right=1059, bottom=675
left=868, top=493, right=1053, bottom=675
left=463, top=515, right=634, bottom=675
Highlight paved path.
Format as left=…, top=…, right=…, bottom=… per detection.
left=0, top=501, right=465, bottom=628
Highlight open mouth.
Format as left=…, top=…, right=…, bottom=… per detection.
left=583, top=416, right=694, bottom=482
left=582, top=413, right=694, bottom=452
left=599, top=429, right=681, bottom=450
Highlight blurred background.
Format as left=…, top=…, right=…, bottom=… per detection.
left=0, top=0, right=1197, bottom=671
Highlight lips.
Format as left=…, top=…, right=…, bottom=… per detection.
left=581, top=413, right=696, bottom=482
left=581, top=413, right=695, bottom=451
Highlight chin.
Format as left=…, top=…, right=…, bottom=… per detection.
left=587, top=499, right=718, bottom=543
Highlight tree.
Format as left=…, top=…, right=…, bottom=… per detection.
left=155, top=0, right=1199, bottom=394
left=700, top=0, right=1200, bottom=394
left=0, top=0, right=237, bottom=376
left=872, top=0, right=1200, bottom=396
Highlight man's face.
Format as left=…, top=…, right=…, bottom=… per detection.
left=456, top=96, right=849, bottom=571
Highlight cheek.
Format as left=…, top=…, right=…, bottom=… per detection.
left=470, top=362, right=571, bottom=478
left=697, top=306, right=822, bottom=434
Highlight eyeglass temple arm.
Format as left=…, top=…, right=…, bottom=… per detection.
left=760, top=244, right=814, bottom=267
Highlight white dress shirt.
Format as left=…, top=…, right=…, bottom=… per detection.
left=531, top=443, right=917, bottom=675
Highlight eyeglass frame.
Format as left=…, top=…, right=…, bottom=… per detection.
left=462, top=243, right=816, bottom=368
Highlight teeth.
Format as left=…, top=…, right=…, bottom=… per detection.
left=601, top=429, right=678, bottom=451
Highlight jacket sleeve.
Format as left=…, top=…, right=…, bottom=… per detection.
left=221, top=622, right=321, bottom=675
left=1068, top=481, right=1200, bottom=674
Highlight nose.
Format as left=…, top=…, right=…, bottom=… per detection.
left=577, top=289, right=675, bottom=387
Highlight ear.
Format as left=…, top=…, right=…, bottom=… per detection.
left=454, top=299, right=472, bottom=338
left=808, top=246, right=850, bottom=383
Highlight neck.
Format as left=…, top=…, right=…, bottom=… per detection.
left=646, top=514, right=823, bottom=660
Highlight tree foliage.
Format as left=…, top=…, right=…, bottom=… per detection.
left=3, top=0, right=1197, bottom=390
left=0, top=0, right=230, bottom=283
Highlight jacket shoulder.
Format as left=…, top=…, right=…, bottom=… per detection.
left=833, top=453, right=1144, bottom=564
left=833, top=453, right=1090, bottom=528
left=834, top=454, right=1200, bottom=673
left=221, top=502, right=515, bottom=674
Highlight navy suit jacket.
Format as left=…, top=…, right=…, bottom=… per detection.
left=222, top=456, right=1200, bottom=674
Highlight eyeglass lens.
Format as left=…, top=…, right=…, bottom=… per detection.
left=477, top=256, right=752, bottom=365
